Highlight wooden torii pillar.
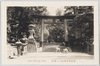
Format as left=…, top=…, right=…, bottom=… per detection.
left=41, top=19, right=44, bottom=47
left=64, top=19, right=68, bottom=42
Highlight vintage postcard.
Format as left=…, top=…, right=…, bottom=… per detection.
left=1, top=1, right=99, bottom=65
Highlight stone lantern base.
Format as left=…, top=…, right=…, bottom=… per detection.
left=27, top=38, right=37, bottom=52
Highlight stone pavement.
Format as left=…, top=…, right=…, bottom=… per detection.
left=7, top=44, right=93, bottom=60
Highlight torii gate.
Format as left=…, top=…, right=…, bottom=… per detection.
left=30, top=15, right=75, bottom=46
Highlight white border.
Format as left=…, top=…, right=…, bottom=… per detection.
left=1, top=1, right=99, bottom=65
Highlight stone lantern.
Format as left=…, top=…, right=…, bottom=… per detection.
left=27, top=24, right=37, bottom=52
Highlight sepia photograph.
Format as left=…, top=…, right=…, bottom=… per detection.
left=1, top=1, right=99, bottom=65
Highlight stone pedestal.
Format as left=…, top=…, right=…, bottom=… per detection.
left=27, top=44, right=37, bottom=52
left=37, top=47, right=42, bottom=53
left=89, top=44, right=94, bottom=55
left=27, top=38, right=37, bottom=52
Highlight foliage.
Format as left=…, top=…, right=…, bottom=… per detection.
left=44, top=24, right=65, bottom=42
left=7, top=7, right=49, bottom=43
left=64, top=6, right=94, bottom=47
left=64, top=6, right=93, bottom=15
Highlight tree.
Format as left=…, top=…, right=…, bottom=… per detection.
left=7, top=6, right=49, bottom=43
left=64, top=6, right=93, bottom=52
left=64, top=6, right=93, bottom=39
left=56, top=8, right=62, bottom=16
left=64, top=6, right=93, bottom=15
